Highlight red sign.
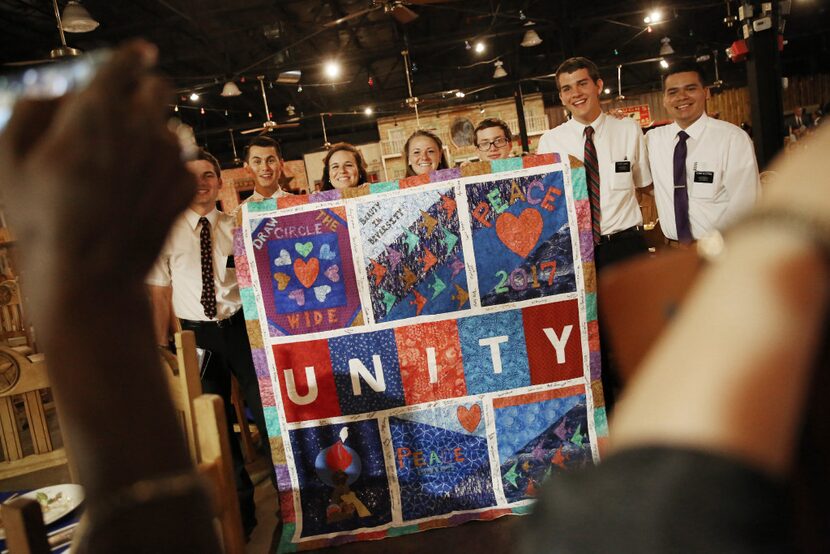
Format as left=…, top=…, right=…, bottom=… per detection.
left=617, top=104, right=652, bottom=127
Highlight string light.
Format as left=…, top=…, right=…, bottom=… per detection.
left=174, top=105, right=179, bottom=112
left=455, top=91, right=466, bottom=98
left=474, top=41, right=485, bottom=54
left=189, top=92, right=199, bottom=101
left=200, top=107, right=205, bottom=115
left=324, top=60, right=341, bottom=79
left=364, top=106, right=373, bottom=115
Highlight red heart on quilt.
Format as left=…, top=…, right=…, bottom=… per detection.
left=495, top=208, right=543, bottom=258
left=294, top=258, right=320, bottom=288
left=457, top=404, right=481, bottom=433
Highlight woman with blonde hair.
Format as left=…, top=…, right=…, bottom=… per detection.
left=403, top=129, right=448, bottom=177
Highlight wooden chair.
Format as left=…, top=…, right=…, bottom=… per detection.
left=159, top=330, right=203, bottom=460
left=194, top=394, right=247, bottom=554
left=0, top=496, right=50, bottom=554
left=0, top=279, right=34, bottom=354
left=0, top=346, right=66, bottom=480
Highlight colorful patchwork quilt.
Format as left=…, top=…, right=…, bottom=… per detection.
left=233, top=154, right=607, bottom=551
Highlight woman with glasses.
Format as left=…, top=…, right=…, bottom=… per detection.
left=404, top=129, right=449, bottom=176
left=321, top=142, right=369, bottom=191
left=474, top=118, right=514, bottom=160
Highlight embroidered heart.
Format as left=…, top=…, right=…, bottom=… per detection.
left=294, top=258, right=320, bottom=288
left=495, top=208, right=543, bottom=258
left=295, top=241, right=313, bottom=258
left=324, top=265, right=340, bottom=282
left=273, top=272, right=290, bottom=291
left=288, top=289, right=305, bottom=306
left=273, top=249, right=291, bottom=266
left=314, top=285, right=332, bottom=302
left=319, top=243, right=336, bottom=260
left=457, top=404, right=482, bottom=433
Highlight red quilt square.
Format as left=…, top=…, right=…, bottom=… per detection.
left=272, top=339, right=341, bottom=422
left=522, top=299, right=584, bottom=384
left=394, top=319, right=466, bottom=404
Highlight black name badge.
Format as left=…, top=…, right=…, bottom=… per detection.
left=694, top=171, right=715, bottom=183
left=615, top=161, right=631, bottom=173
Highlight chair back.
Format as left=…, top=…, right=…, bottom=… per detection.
left=194, top=394, right=246, bottom=554
left=0, top=279, right=33, bottom=350
left=0, top=346, right=66, bottom=480
left=0, top=496, right=50, bottom=554
left=159, top=330, right=203, bottom=461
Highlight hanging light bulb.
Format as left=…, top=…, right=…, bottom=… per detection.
left=493, top=60, right=507, bottom=79
left=364, top=106, right=373, bottom=116
left=659, top=58, right=670, bottom=69
left=474, top=41, right=485, bottom=54
left=174, top=105, right=179, bottom=112
left=323, top=60, right=341, bottom=79
left=455, top=91, right=466, bottom=98
left=659, top=37, right=675, bottom=56
left=189, top=92, right=199, bottom=101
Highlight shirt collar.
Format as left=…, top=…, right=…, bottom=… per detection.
left=670, top=112, right=708, bottom=141
left=570, top=111, right=606, bottom=137
left=184, top=207, right=219, bottom=231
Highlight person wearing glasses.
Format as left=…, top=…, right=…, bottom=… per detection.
left=474, top=118, right=514, bottom=160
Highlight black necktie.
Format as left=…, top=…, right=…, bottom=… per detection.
left=199, top=217, right=217, bottom=319
left=673, top=131, right=693, bottom=243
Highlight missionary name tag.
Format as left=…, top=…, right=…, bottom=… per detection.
left=694, top=171, right=714, bottom=183
left=615, top=161, right=631, bottom=173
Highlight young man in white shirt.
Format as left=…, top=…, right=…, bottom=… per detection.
left=647, top=61, right=760, bottom=245
left=537, top=57, right=652, bottom=410
left=537, top=57, right=652, bottom=270
left=147, top=149, right=272, bottom=538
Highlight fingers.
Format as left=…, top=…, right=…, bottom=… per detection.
left=0, top=97, right=62, bottom=164
left=91, top=40, right=158, bottom=99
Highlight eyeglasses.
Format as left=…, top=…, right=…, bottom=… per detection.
left=477, top=137, right=510, bottom=151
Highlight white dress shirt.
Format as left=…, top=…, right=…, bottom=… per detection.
left=646, top=113, right=760, bottom=240
left=146, top=208, right=241, bottom=321
left=537, top=112, right=651, bottom=235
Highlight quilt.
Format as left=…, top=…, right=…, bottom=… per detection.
left=233, top=154, right=607, bottom=551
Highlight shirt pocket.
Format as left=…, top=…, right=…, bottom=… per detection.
left=611, top=160, right=634, bottom=191
left=689, top=162, right=723, bottom=201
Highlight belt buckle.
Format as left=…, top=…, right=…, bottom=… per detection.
left=215, top=317, right=228, bottom=328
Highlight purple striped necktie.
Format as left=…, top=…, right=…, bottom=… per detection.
left=199, top=217, right=218, bottom=319
left=673, top=130, right=693, bottom=243
left=583, top=125, right=601, bottom=244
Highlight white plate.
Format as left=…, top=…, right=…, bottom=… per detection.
left=22, top=484, right=84, bottom=527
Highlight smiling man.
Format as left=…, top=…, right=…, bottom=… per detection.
left=537, top=57, right=651, bottom=270
left=244, top=135, right=292, bottom=200
left=474, top=118, right=514, bottom=160
left=647, top=61, right=759, bottom=245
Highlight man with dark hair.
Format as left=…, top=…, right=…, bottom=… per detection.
left=474, top=118, right=514, bottom=160
left=536, top=56, right=651, bottom=410
left=147, top=148, right=275, bottom=538
left=647, top=61, right=759, bottom=245
left=244, top=135, right=293, bottom=199
left=537, top=56, right=651, bottom=270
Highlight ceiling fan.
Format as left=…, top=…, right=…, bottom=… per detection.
left=323, top=0, right=457, bottom=28
left=240, top=76, right=301, bottom=135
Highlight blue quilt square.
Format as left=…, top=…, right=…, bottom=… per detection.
left=458, top=311, right=531, bottom=395
left=268, top=233, right=346, bottom=313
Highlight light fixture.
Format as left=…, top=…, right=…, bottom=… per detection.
left=659, top=37, right=674, bottom=56
left=521, top=28, right=542, bottom=47
left=493, top=60, right=507, bottom=79
left=604, top=88, right=611, bottom=94
left=189, top=92, right=199, bottom=101
left=323, top=60, right=341, bottom=79
left=286, top=104, right=296, bottom=116
left=276, top=70, right=301, bottom=84
left=455, top=91, right=466, bottom=98
left=465, top=40, right=472, bottom=50
left=474, top=41, right=485, bottom=54
left=61, top=0, right=99, bottom=33
left=644, top=10, right=662, bottom=24
left=364, top=106, right=373, bottom=115
left=659, top=58, right=670, bottom=69
left=220, top=81, right=242, bottom=97
left=297, top=85, right=303, bottom=92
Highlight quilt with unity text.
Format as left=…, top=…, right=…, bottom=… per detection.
left=232, top=153, right=607, bottom=551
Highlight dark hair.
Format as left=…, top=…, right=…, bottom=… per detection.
left=244, top=135, right=282, bottom=162
left=321, top=142, right=368, bottom=191
left=663, top=61, right=706, bottom=90
left=195, top=148, right=221, bottom=177
left=555, top=57, right=601, bottom=90
left=473, top=118, right=513, bottom=146
left=403, top=130, right=449, bottom=177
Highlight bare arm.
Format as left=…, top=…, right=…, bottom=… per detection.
left=612, top=127, right=830, bottom=477
left=0, top=41, right=219, bottom=552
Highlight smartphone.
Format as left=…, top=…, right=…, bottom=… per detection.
left=0, top=50, right=111, bottom=132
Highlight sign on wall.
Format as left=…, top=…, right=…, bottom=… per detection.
left=234, top=154, right=607, bottom=551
